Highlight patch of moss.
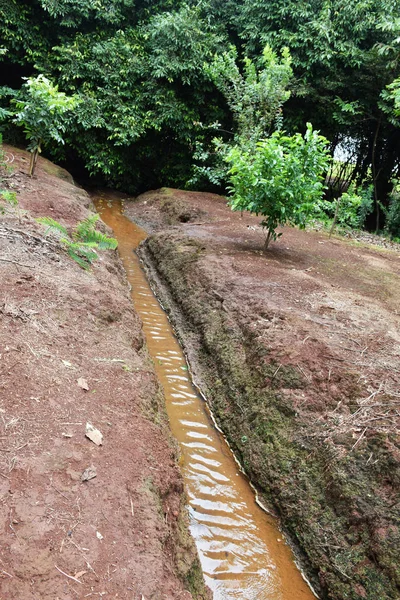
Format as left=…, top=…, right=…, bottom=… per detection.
left=184, top=560, right=210, bottom=599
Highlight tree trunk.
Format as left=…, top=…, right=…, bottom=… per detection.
left=29, top=141, right=41, bottom=177
left=329, top=196, right=341, bottom=237
left=28, top=151, right=36, bottom=177
left=264, top=230, right=272, bottom=250
left=371, top=119, right=381, bottom=233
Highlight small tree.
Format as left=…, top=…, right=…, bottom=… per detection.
left=206, top=44, right=292, bottom=143
left=226, top=123, right=330, bottom=249
left=385, top=179, right=400, bottom=239
left=190, top=45, right=293, bottom=189
left=12, top=75, right=77, bottom=176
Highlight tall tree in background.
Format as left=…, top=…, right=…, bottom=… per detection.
left=0, top=0, right=400, bottom=220
left=236, top=0, right=400, bottom=227
left=0, top=1, right=224, bottom=191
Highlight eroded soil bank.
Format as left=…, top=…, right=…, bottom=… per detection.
left=127, top=188, right=400, bottom=600
left=0, top=148, right=209, bottom=600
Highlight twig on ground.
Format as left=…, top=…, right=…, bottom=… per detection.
left=0, top=226, right=57, bottom=247
left=1, top=570, right=13, bottom=578
left=0, top=258, right=35, bottom=269
left=350, top=428, right=367, bottom=453
left=50, top=478, right=70, bottom=501
left=67, top=539, right=97, bottom=575
left=271, top=364, right=282, bottom=379
left=24, top=341, right=40, bottom=358
left=9, top=510, right=19, bottom=539
left=297, top=363, right=311, bottom=382
left=332, top=563, right=351, bottom=580
left=55, top=564, right=83, bottom=585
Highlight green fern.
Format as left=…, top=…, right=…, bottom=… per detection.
left=72, top=214, right=117, bottom=249
left=36, top=216, right=68, bottom=238
left=0, top=190, right=18, bottom=207
left=67, top=243, right=98, bottom=269
left=67, top=248, right=92, bottom=270
left=36, top=214, right=118, bottom=269
left=75, top=229, right=118, bottom=249
left=73, top=214, right=100, bottom=239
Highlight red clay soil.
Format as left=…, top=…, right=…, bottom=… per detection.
left=0, top=150, right=207, bottom=600
left=126, top=188, right=400, bottom=600
left=127, top=187, right=400, bottom=415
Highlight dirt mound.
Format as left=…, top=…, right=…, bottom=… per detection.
left=0, top=150, right=208, bottom=599
left=126, top=188, right=211, bottom=231
left=132, top=188, right=400, bottom=600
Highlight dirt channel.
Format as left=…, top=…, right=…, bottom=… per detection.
left=0, top=147, right=209, bottom=600
left=125, top=188, right=400, bottom=600
left=93, top=191, right=317, bottom=600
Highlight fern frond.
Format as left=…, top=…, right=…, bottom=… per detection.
left=36, top=214, right=116, bottom=270
left=70, top=241, right=99, bottom=249
left=68, top=242, right=98, bottom=263
left=73, top=214, right=100, bottom=240
left=76, top=229, right=118, bottom=249
left=66, top=248, right=91, bottom=270
left=36, top=217, right=69, bottom=238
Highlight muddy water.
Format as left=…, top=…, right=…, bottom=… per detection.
left=94, top=192, right=316, bottom=600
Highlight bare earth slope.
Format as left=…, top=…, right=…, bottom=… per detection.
left=0, top=150, right=208, bottom=600
left=127, top=188, right=400, bottom=600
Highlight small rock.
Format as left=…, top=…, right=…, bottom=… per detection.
left=77, top=377, right=89, bottom=391
left=85, top=423, right=103, bottom=446
left=74, top=570, right=87, bottom=580
left=81, top=465, right=97, bottom=482
left=96, top=531, right=104, bottom=540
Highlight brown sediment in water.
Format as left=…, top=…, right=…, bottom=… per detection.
left=93, top=191, right=316, bottom=600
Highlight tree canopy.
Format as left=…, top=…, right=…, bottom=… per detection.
left=0, top=0, right=400, bottom=227
left=237, top=0, right=400, bottom=228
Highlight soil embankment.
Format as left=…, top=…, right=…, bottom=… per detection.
left=128, top=188, right=400, bottom=600
left=0, top=149, right=209, bottom=599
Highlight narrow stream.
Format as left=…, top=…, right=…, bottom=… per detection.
left=93, top=191, right=316, bottom=600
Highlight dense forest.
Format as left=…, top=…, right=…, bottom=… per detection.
left=1, top=0, right=400, bottom=234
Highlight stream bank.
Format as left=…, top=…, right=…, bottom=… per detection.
left=0, top=148, right=208, bottom=600
left=128, top=188, right=400, bottom=600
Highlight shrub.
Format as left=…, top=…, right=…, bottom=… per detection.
left=226, top=123, right=330, bottom=249
left=320, top=184, right=374, bottom=235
